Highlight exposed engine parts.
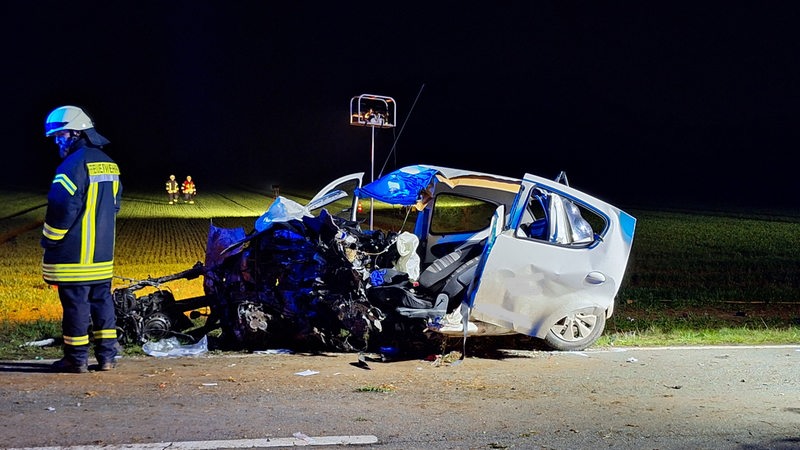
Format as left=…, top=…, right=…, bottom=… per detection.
left=113, top=263, right=205, bottom=345
left=113, top=210, right=445, bottom=355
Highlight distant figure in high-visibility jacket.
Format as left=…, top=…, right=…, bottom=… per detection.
left=165, top=174, right=179, bottom=204
left=182, top=175, right=196, bottom=204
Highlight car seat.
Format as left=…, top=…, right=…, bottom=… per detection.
left=368, top=242, right=484, bottom=319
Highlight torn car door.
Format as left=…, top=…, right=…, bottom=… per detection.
left=308, top=172, right=364, bottom=221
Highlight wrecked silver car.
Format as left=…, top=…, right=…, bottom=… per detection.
left=114, top=165, right=636, bottom=355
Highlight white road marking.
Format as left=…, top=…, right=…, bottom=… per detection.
left=8, top=435, right=379, bottom=449
left=498, top=344, right=800, bottom=358
left=587, top=344, right=800, bottom=351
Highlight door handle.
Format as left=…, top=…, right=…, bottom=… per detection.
left=585, top=271, right=606, bottom=285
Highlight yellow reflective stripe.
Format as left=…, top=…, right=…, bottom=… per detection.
left=53, top=174, right=77, bottom=195
left=81, top=183, right=99, bottom=264
left=42, top=222, right=68, bottom=241
left=42, top=261, right=114, bottom=283
left=93, top=329, right=117, bottom=339
left=63, top=334, right=90, bottom=346
left=113, top=180, right=120, bottom=205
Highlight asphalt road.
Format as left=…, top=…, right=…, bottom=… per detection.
left=1, top=345, right=799, bottom=450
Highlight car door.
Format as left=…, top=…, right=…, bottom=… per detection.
left=308, top=172, right=364, bottom=221
left=467, top=172, right=637, bottom=340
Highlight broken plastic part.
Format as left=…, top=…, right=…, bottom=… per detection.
left=142, top=335, right=208, bottom=357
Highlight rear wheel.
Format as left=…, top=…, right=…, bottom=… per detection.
left=544, top=308, right=606, bottom=351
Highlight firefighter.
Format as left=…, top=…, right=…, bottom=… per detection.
left=182, top=175, right=196, bottom=204
left=165, top=174, right=179, bottom=204
left=42, top=105, right=122, bottom=373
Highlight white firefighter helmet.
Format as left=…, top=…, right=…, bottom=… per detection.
left=44, top=105, right=94, bottom=137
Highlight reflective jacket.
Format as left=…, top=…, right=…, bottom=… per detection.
left=41, top=140, right=122, bottom=284
left=182, top=180, right=196, bottom=194
left=166, top=179, right=179, bottom=193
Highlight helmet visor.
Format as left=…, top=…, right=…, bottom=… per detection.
left=45, top=121, right=69, bottom=136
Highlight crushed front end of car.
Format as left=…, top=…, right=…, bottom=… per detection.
left=199, top=204, right=393, bottom=352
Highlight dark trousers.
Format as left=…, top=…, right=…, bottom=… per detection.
left=58, top=282, right=118, bottom=364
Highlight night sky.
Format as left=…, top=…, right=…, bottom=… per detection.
left=4, top=2, right=798, bottom=211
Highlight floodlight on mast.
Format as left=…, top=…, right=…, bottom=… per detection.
left=349, top=94, right=396, bottom=230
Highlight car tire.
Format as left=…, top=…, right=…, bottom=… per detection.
left=544, top=308, right=606, bottom=351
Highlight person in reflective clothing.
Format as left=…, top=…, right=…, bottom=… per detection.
left=181, top=175, right=196, bottom=203
left=42, top=105, right=122, bottom=373
left=165, top=174, right=179, bottom=204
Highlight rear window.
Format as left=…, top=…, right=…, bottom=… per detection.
left=516, top=188, right=606, bottom=246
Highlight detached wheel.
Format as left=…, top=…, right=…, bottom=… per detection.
left=544, top=308, right=606, bottom=351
